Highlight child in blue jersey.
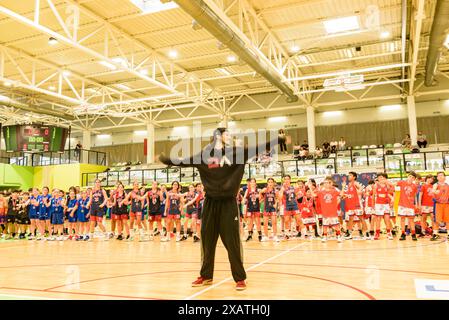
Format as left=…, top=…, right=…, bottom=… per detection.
left=77, top=190, right=90, bottom=241
left=194, top=183, right=204, bottom=243
left=49, top=189, right=65, bottom=241
left=139, top=186, right=150, bottom=241
left=159, top=185, right=168, bottom=237
left=163, top=181, right=184, bottom=242
left=38, top=186, right=52, bottom=240
left=182, top=184, right=199, bottom=241
left=65, top=190, right=79, bottom=240
left=260, top=177, right=279, bottom=242
left=28, top=188, right=40, bottom=240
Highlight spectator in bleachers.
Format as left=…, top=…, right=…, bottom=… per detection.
left=402, top=134, right=412, bottom=149
left=322, top=141, right=331, bottom=158
left=417, top=131, right=428, bottom=148
left=314, top=147, right=323, bottom=158
left=300, top=140, right=309, bottom=150
left=338, top=137, right=346, bottom=151
left=330, top=140, right=338, bottom=153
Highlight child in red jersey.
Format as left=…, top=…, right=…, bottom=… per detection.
left=311, top=177, right=343, bottom=243
left=364, top=180, right=376, bottom=239
left=418, top=174, right=435, bottom=237
left=396, top=171, right=419, bottom=241
left=429, top=172, right=449, bottom=241
left=300, top=189, right=318, bottom=238
left=373, top=173, right=394, bottom=240
left=342, top=172, right=367, bottom=240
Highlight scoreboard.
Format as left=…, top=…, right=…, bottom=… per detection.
left=2, top=124, right=69, bottom=153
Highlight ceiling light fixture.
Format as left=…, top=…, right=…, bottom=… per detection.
left=227, top=55, right=237, bottom=63
left=129, top=0, right=178, bottom=14
left=323, top=16, right=360, bottom=34
left=168, top=49, right=178, bottom=59
left=290, top=44, right=300, bottom=53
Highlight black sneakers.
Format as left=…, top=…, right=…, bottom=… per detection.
left=399, top=233, right=406, bottom=241
left=246, top=235, right=252, bottom=242
left=193, top=235, right=200, bottom=242
left=411, top=234, right=417, bottom=241
left=430, top=234, right=440, bottom=241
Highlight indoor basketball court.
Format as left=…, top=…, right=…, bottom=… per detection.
left=1, top=0, right=449, bottom=302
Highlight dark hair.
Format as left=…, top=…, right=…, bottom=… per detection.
left=267, top=177, right=275, bottom=183
left=283, top=175, right=291, bottom=179
left=377, top=173, right=388, bottom=179
left=407, top=171, right=417, bottom=178
left=437, top=171, right=446, bottom=176
left=43, top=186, right=49, bottom=192
left=368, top=179, right=375, bottom=185
left=348, top=171, right=357, bottom=179
left=425, top=174, right=434, bottom=181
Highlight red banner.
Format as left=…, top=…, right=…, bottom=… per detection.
left=144, top=138, right=147, bottom=156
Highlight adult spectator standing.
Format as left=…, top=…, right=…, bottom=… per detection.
left=75, top=141, right=82, bottom=161
left=338, top=137, right=346, bottom=151
left=278, top=129, right=287, bottom=154
left=417, top=131, right=428, bottom=148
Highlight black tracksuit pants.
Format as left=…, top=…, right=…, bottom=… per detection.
left=200, top=197, right=246, bottom=282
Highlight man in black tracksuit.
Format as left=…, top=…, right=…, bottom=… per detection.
left=160, top=128, right=277, bottom=291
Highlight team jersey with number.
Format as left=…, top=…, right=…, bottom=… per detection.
left=283, top=186, right=299, bottom=211
left=147, top=190, right=161, bottom=214
left=420, top=183, right=435, bottom=206
left=263, top=188, right=277, bottom=212
left=167, top=192, right=181, bottom=215
left=246, top=188, right=260, bottom=212
left=91, top=189, right=104, bottom=210
left=344, top=182, right=361, bottom=210
left=185, top=192, right=198, bottom=214
left=397, top=180, right=418, bottom=209
left=317, top=188, right=340, bottom=218
left=434, top=183, right=449, bottom=204
left=375, top=184, right=392, bottom=204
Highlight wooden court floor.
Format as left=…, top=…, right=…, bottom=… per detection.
left=0, top=233, right=448, bottom=300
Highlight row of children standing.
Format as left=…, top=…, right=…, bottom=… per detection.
left=238, top=171, right=449, bottom=242
left=0, top=179, right=206, bottom=242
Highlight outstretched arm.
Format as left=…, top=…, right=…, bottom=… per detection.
left=159, top=152, right=200, bottom=168
left=242, top=135, right=279, bottom=163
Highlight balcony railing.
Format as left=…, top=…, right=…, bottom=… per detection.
left=81, top=148, right=449, bottom=187
left=7, top=149, right=107, bottom=167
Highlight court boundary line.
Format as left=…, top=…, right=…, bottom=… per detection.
left=183, top=242, right=308, bottom=300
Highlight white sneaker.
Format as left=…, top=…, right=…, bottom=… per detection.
left=387, top=233, right=393, bottom=240
left=321, top=236, right=327, bottom=243
left=48, top=236, right=56, bottom=241
left=261, top=236, right=268, bottom=242
left=176, top=235, right=182, bottom=242
left=337, top=235, right=343, bottom=243
left=57, top=236, right=63, bottom=241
